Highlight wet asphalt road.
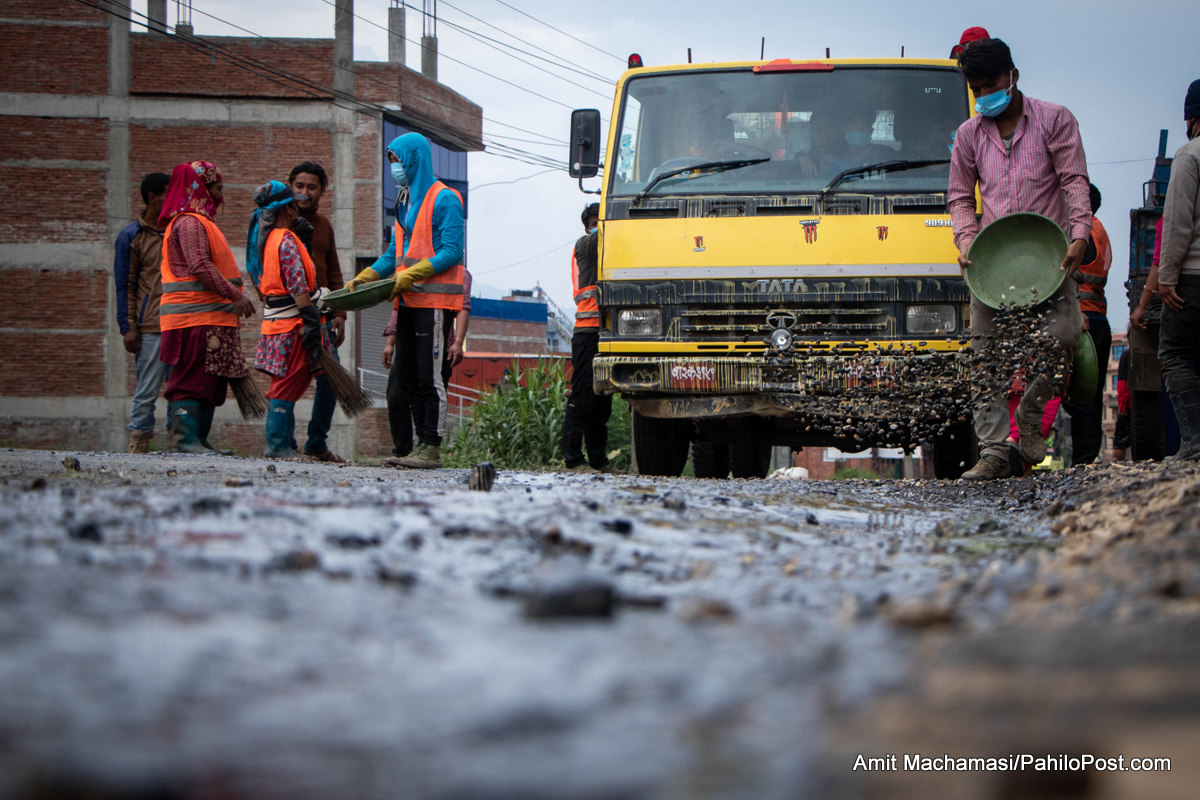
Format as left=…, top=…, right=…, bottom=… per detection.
left=0, top=449, right=1195, bottom=800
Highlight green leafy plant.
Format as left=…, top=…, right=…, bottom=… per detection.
left=446, top=358, right=632, bottom=472
left=832, top=464, right=880, bottom=481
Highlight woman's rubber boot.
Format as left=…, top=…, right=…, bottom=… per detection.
left=196, top=405, right=234, bottom=456
left=264, top=400, right=296, bottom=458
left=168, top=400, right=207, bottom=454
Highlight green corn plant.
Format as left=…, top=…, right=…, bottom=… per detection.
left=446, top=358, right=632, bottom=472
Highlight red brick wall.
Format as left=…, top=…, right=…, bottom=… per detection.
left=466, top=319, right=547, bottom=354
left=2, top=0, right=107, bottom=22
left=1, top=268, right=110, bottom=397
left=0, top=332, right=106, bottom=397
left=131, top=35, right=335, bottom=99
left=0, top=22, right=108, bottom=95
left=0, top=418, right=110, bottom=451
left=0, top=167, right=108, bottom=243
left=0, top=117, right=108, bottom=162
left=354, top=408, right=392, bottom=458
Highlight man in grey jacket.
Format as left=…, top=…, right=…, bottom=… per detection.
left=1158, top=78, right=1200, bottom=461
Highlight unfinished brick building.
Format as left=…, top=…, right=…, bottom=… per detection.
left=0, top=0, right=482, bottom=456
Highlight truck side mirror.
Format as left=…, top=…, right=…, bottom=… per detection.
left=569, top=109, right=601, bottom=179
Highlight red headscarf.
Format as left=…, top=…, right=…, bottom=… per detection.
left=159, top=161, right=223, bottom=227
left=950, top=26, right=990, bottom=58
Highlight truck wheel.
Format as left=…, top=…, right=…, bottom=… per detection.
left=1130, top=390, right=1165, bottom=461
left=932, top=421, right=977, bottom=480
left=631, top=412, right=690, bottom=476
left=691, top=441, right=730, bottom=479
left=729, top=443, right=772, bottom=479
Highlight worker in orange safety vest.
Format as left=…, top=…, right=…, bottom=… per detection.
left=561, top=202, right=614, bottom=473
left=344, top=132, right=464, bottom=469
left=1063, top=182, right=1113, bottom=464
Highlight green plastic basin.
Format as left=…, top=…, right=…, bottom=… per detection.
left=965, top=212, right=1068, bottom=309
left=321, top=279, right=394, bottom=312
left=1068, top=331, right=1098, bottom=406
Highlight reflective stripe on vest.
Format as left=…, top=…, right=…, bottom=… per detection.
left=1079, top=218, right=1112, bottom=315
left=259, top=228, right=316, bottom=335
left=570, top=249, right=599, bottom=329
left=398, top=182, right=464, bottom=311
left=160, top=213, right=243, bottom=331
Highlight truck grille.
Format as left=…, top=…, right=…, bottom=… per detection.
left=678, top=306, right=891, bottom=342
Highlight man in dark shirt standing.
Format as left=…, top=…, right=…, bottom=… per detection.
left=562, top=203, right=614, bottom=473
left=114, top=171, right=171, bottom=453
left=288, top=161, right=347, bottom=462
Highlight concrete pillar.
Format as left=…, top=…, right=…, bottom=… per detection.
left=420, top=35, right=437, bottom=82
left=334, top=0, right=354, bottom=97
left=147, top=0, right=168, bottom=33
left=388, top=4, right=406, bottom=66
left=107, top=1, right=133, bottom=450
left=332, top=0, right=359, bottom=456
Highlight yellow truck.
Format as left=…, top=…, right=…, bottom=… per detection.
left=569, top=56, right=974, bottom=478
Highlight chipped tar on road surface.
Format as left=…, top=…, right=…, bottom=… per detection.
left=1, top=449, right=1197, bottom=799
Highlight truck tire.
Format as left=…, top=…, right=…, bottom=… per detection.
left=729, top=443, right=772, bottom=479
left=631, top=412, right=690, bottom=476
left=932, top=421, right=977, bottom=480
left=690, top=441, right=730, bottom=479
left=1130, top=389, right=1165, bottom=461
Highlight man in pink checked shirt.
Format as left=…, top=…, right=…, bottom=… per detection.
left=948, top=37, right=1090, bottom=480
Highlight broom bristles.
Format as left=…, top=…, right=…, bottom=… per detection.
left=318, top=350, right=374, bottom=417
left=230, top=376, right=268, bottom=420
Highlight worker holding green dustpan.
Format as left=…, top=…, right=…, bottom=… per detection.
left=948, top=38, right=1090, bottom=481
left=343, top=132, right=465, bottom=470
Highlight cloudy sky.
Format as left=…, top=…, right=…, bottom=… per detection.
left=164, top=0, right=1199, bottom=333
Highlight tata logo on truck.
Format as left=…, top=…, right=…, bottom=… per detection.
left=756, top=279, right=810, bottom=294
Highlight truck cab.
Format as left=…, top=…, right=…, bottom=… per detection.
left=571, top=57, right=975, bottom=478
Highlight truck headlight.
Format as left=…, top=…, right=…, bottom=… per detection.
left=616, top=309, right=662, bottom=337
left=905, top=304, right=957, bottom=334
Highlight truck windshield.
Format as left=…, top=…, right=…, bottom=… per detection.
left=610, top=65, right=968, bottom=197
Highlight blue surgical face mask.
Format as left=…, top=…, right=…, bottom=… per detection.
left=390, top=162, right=408, bottom=187
left=845, top=131, right=871, bottom=147
left=974, top=71, right=1014, bottom=118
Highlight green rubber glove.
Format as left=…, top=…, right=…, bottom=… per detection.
left=345, top=267, right=380, bottom=292
left=391, top=259, right=436, bottom=299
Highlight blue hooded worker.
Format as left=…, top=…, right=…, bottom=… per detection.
left=345, top=132, right=465, bottom=469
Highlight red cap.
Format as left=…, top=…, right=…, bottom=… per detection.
left=958, top=26, right=990, bottom=45
left=950, top=26, right=990, bottom=58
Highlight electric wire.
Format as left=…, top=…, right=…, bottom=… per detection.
left=435, top=15, right=611, bottom=100
left=474, top=237, right=578, bottom=275
left=470, top=168, right=560, bottom=190
left=74, top=0, right=574, bottom=171
left=491, top=0, right=627, bottom=65
left=315, top=0, right=581, bottom=111
left=74, top=0, right=391, bottom=118
left=438, top=0, right=613, bottom=84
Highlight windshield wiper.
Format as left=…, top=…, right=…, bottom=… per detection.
left=818, top=158, right=950, bottom=201
left=635, top=157, right=770, bottom=203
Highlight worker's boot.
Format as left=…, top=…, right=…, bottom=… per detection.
left=382, top=443, right=422, bottom=468
left=1166, top=392, right=1200, bottom=462
left=196, top=405, right=233, bottom=456
left=264, top=400, right=297, bottom=459
left=961, top=453, right=1012, bottom=481
left=395, top=442, right=442, bottom=469
left=168, top=401, right=207, bottom=454
left=128, top=430, right=152, bottom=454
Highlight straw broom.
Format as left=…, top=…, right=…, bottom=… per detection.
left=317, top=350, right=375, bottom=417
left=230, top=376, right=268, bottom=419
